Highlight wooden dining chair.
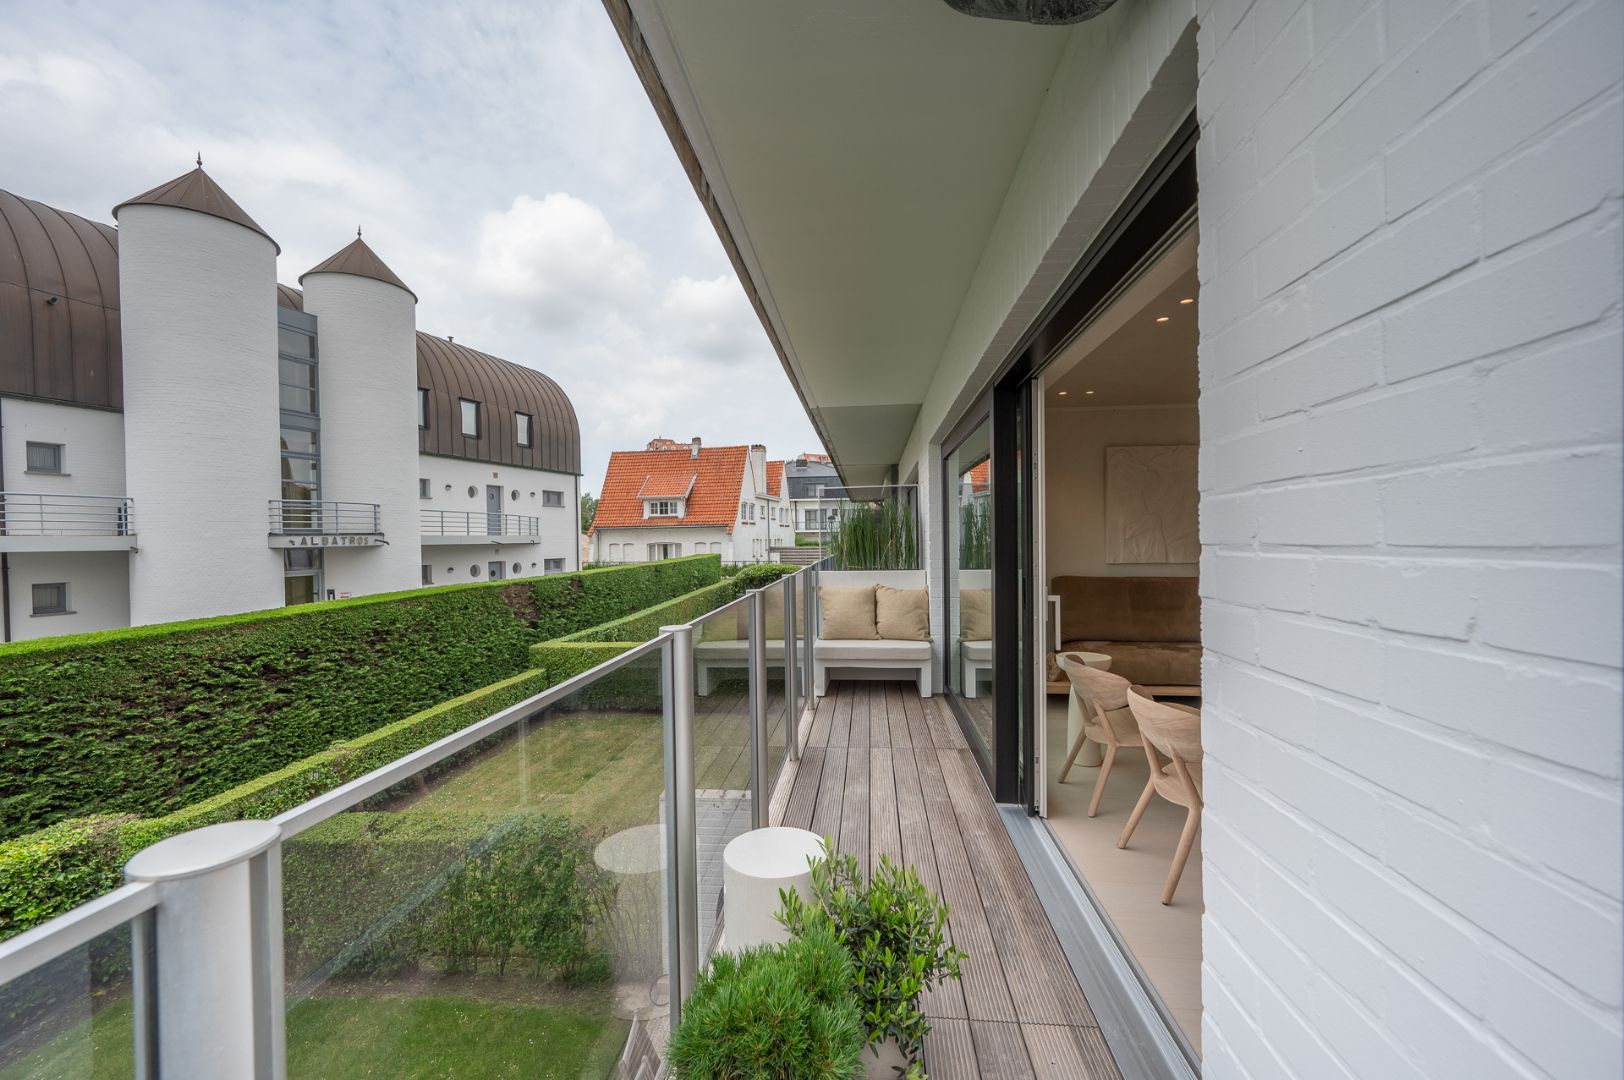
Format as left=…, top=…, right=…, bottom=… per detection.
left=1117, top=686, right=1203, bottom=905
left=1055, top=654, right=1142, bottom=818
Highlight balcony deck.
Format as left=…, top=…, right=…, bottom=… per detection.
left=773, top=681, right=1121, bottom=1080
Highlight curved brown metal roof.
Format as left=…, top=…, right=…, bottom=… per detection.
left=278, top=282, right=577, bottom=473
left=276, top=282, right=305, bottom=310
left=0, top=191, right=122, bottom=409
left=113, top=167, right=279, bottom=252
left=299, top=236, right=416, bottom=300
left=417, top=332, right=580, bottom=475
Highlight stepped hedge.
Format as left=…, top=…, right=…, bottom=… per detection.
left=0, top=555, right=720, bottom=840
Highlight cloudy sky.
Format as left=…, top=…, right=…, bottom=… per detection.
left=0, top=0, right=823, bottom=493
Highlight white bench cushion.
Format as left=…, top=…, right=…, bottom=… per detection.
left=815, top=639, right=932, bottom=662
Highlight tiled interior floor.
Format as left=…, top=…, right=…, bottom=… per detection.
left=1044, top=696, right=1203, bottom=1053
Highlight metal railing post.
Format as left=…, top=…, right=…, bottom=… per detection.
left=783, top=576, right=799, bottom=762
left=805, top=563, right=819, bottom=701
left=661, top=624, right=699, bottom=1006
left=747, top=588, right=769, bottom=828
left=125, top=820, right=286, bottom=1080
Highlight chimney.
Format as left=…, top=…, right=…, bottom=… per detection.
left=690, top=436, right=701, bottom=459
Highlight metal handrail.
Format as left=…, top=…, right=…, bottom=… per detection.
left=0, top=491, right=134, bottom=536
left=268, top=499, right=380, bottom=535
left=0, top=881, right=156, bottom=984
left=418, top=509, right=541, bottom=537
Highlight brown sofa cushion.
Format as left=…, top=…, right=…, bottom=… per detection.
left=960, top=588, right=992, bottom=641
left=875, top=586, right=931, bottom=641
left=1053, top=576, right=1199, bottom=643
left=819, top=586, right=880, bottom=640
left=1053, top=640, right=1201, bottom=687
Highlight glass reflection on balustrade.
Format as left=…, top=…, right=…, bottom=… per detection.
left=688, top=599, right=757, bottom=956
left=946, top=420, right=995, bottom=756
left=0, top=922, right=138, bottom=1080
left=279, top=649, right=669, bottom=1078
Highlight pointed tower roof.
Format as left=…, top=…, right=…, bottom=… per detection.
left=299, top=234, right=416, bottom=300
left=112, top=166, right=278, bottom=252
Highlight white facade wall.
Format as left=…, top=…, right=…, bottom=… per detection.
left=301, top=271, right=421, bottom=599
left=1195, top=2, right=1622, bottom=1078
left=422, top=544, right=548, bottom=586
left=5, top=551, right=129, bottom=641
left=417, top=454, right=579, bottom=572
left=0, top=397, right=126, bottom=498
left=118, top=205, right=283, bottom=626
left=593, top=526, right=729, bottom=563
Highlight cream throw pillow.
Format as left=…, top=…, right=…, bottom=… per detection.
left=960, top=588, right=992, bottom=641
left=875, top=586, right=931, bottom=641
left=819, top=586, right=879, bottom=640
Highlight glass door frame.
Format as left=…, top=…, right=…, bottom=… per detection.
left=939, top=112, right=1199, bottom=813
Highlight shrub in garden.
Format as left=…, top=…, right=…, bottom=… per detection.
left=729, top=562, right=797, bottom=596
left=667, top=925, right=864, bottom=1080
left=778, top=840, right=965, bottom=1078
left=421, top=812, right=615, bottom=983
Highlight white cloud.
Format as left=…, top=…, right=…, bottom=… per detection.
left=475, top=193, right=650, bottom=327
left=661, top=274, right=766, bottom=365
left=0, top=0, right=823, bottom=494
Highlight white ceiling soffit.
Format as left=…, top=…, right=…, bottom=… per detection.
left=628, top=0, right=1072, bottom=479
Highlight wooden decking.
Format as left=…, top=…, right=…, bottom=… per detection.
left=774, top=681, right=1121, bottom=1080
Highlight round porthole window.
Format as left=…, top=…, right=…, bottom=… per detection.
left=467, top=486, right=478, bottom=498
left=510, top=490, right=519, bottom=501
left=470, top=565, right=481, bottom=577
left=512, top=562, right=521, bottom=574
left=445, top=567, right=454, bottom=575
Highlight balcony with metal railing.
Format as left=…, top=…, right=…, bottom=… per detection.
left=267, top=499, right=383, bottom=549
left=418, top=509, right=542, bottom=545
left=0, top=559, right=1112, bottom=1078
left=0, top=492, right=136, bottom=552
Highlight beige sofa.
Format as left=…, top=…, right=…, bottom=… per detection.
left=1047, top=575, right=1201, bottom=694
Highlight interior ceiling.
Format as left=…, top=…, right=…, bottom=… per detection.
left=1044, top=236, right=1198, bottom=408
left=644, top=0, right=1073, bottom=483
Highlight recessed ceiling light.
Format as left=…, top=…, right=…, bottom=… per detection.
left=1179, top=297, right=1194, bottom=305
left=1155, top=315, right=1170, bottom=323
left=1085, top=390, right=1096, bottom=395
left=1057, top=390, right=1068, bottom=396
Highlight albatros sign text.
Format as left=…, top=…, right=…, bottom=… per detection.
left=269, top=534, right=387, bottom=548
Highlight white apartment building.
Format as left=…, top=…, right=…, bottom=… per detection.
left=0, top=169, right=581, bottom=640
left=588, top=436, right=790, bottom=563
left=611, top=1, right=1622, bottom=1077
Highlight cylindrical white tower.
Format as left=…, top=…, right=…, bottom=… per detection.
left=116, top=168, right=283, bottom=625
left=299, top=237, right=420, bottom=597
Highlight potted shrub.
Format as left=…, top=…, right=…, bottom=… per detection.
left=666, top=924, right=865, bottom=1079
left=777, top=841, right=965, bottom=1079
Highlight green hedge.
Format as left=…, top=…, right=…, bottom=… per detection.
left=556, top=580, right=735, bottom=644
left=0, top=669, right=555, bottom=941
left=0, top=556, right=720, bottom=840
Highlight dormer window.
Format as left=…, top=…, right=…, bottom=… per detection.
left=646, top=499, right=681, bottom=517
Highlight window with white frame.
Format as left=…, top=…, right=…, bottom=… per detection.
left=515, top=412, right=533, bottom=447
left=417, top=388, right=429, bottom=429
left=647, top=499, right=679, bottom=516
left=544, top=558, right=565, bottom=573
left=648, top=542, right=681, bottom=560
left=25, top=442, right=63, bottom=474
left=459, top=398, right=480, bottom=438
left=31, top=582, right=67, bottom=615
left=542, top=490, right=564, bottom=508
left=419, top=478, right=431, bottom=499
left=421, top=564, right=433, bottom=586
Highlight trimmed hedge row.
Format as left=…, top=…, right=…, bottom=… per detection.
left=0, top=669, right=555, bottom=941
left=0, top=556, right=720, bottom=840
left=555, top=580, right=735, bottom=645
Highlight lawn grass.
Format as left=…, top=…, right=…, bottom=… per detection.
left=0, top=993, right=628, bottom=1080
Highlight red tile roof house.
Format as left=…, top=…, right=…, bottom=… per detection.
left=588, top=437, right=789, bottom=563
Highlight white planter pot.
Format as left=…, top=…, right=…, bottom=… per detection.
left=863, top=1037, right=908, bottom=1079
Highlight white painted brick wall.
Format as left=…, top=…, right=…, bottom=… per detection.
left=1197, top=3, right=1622, bottom=1078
